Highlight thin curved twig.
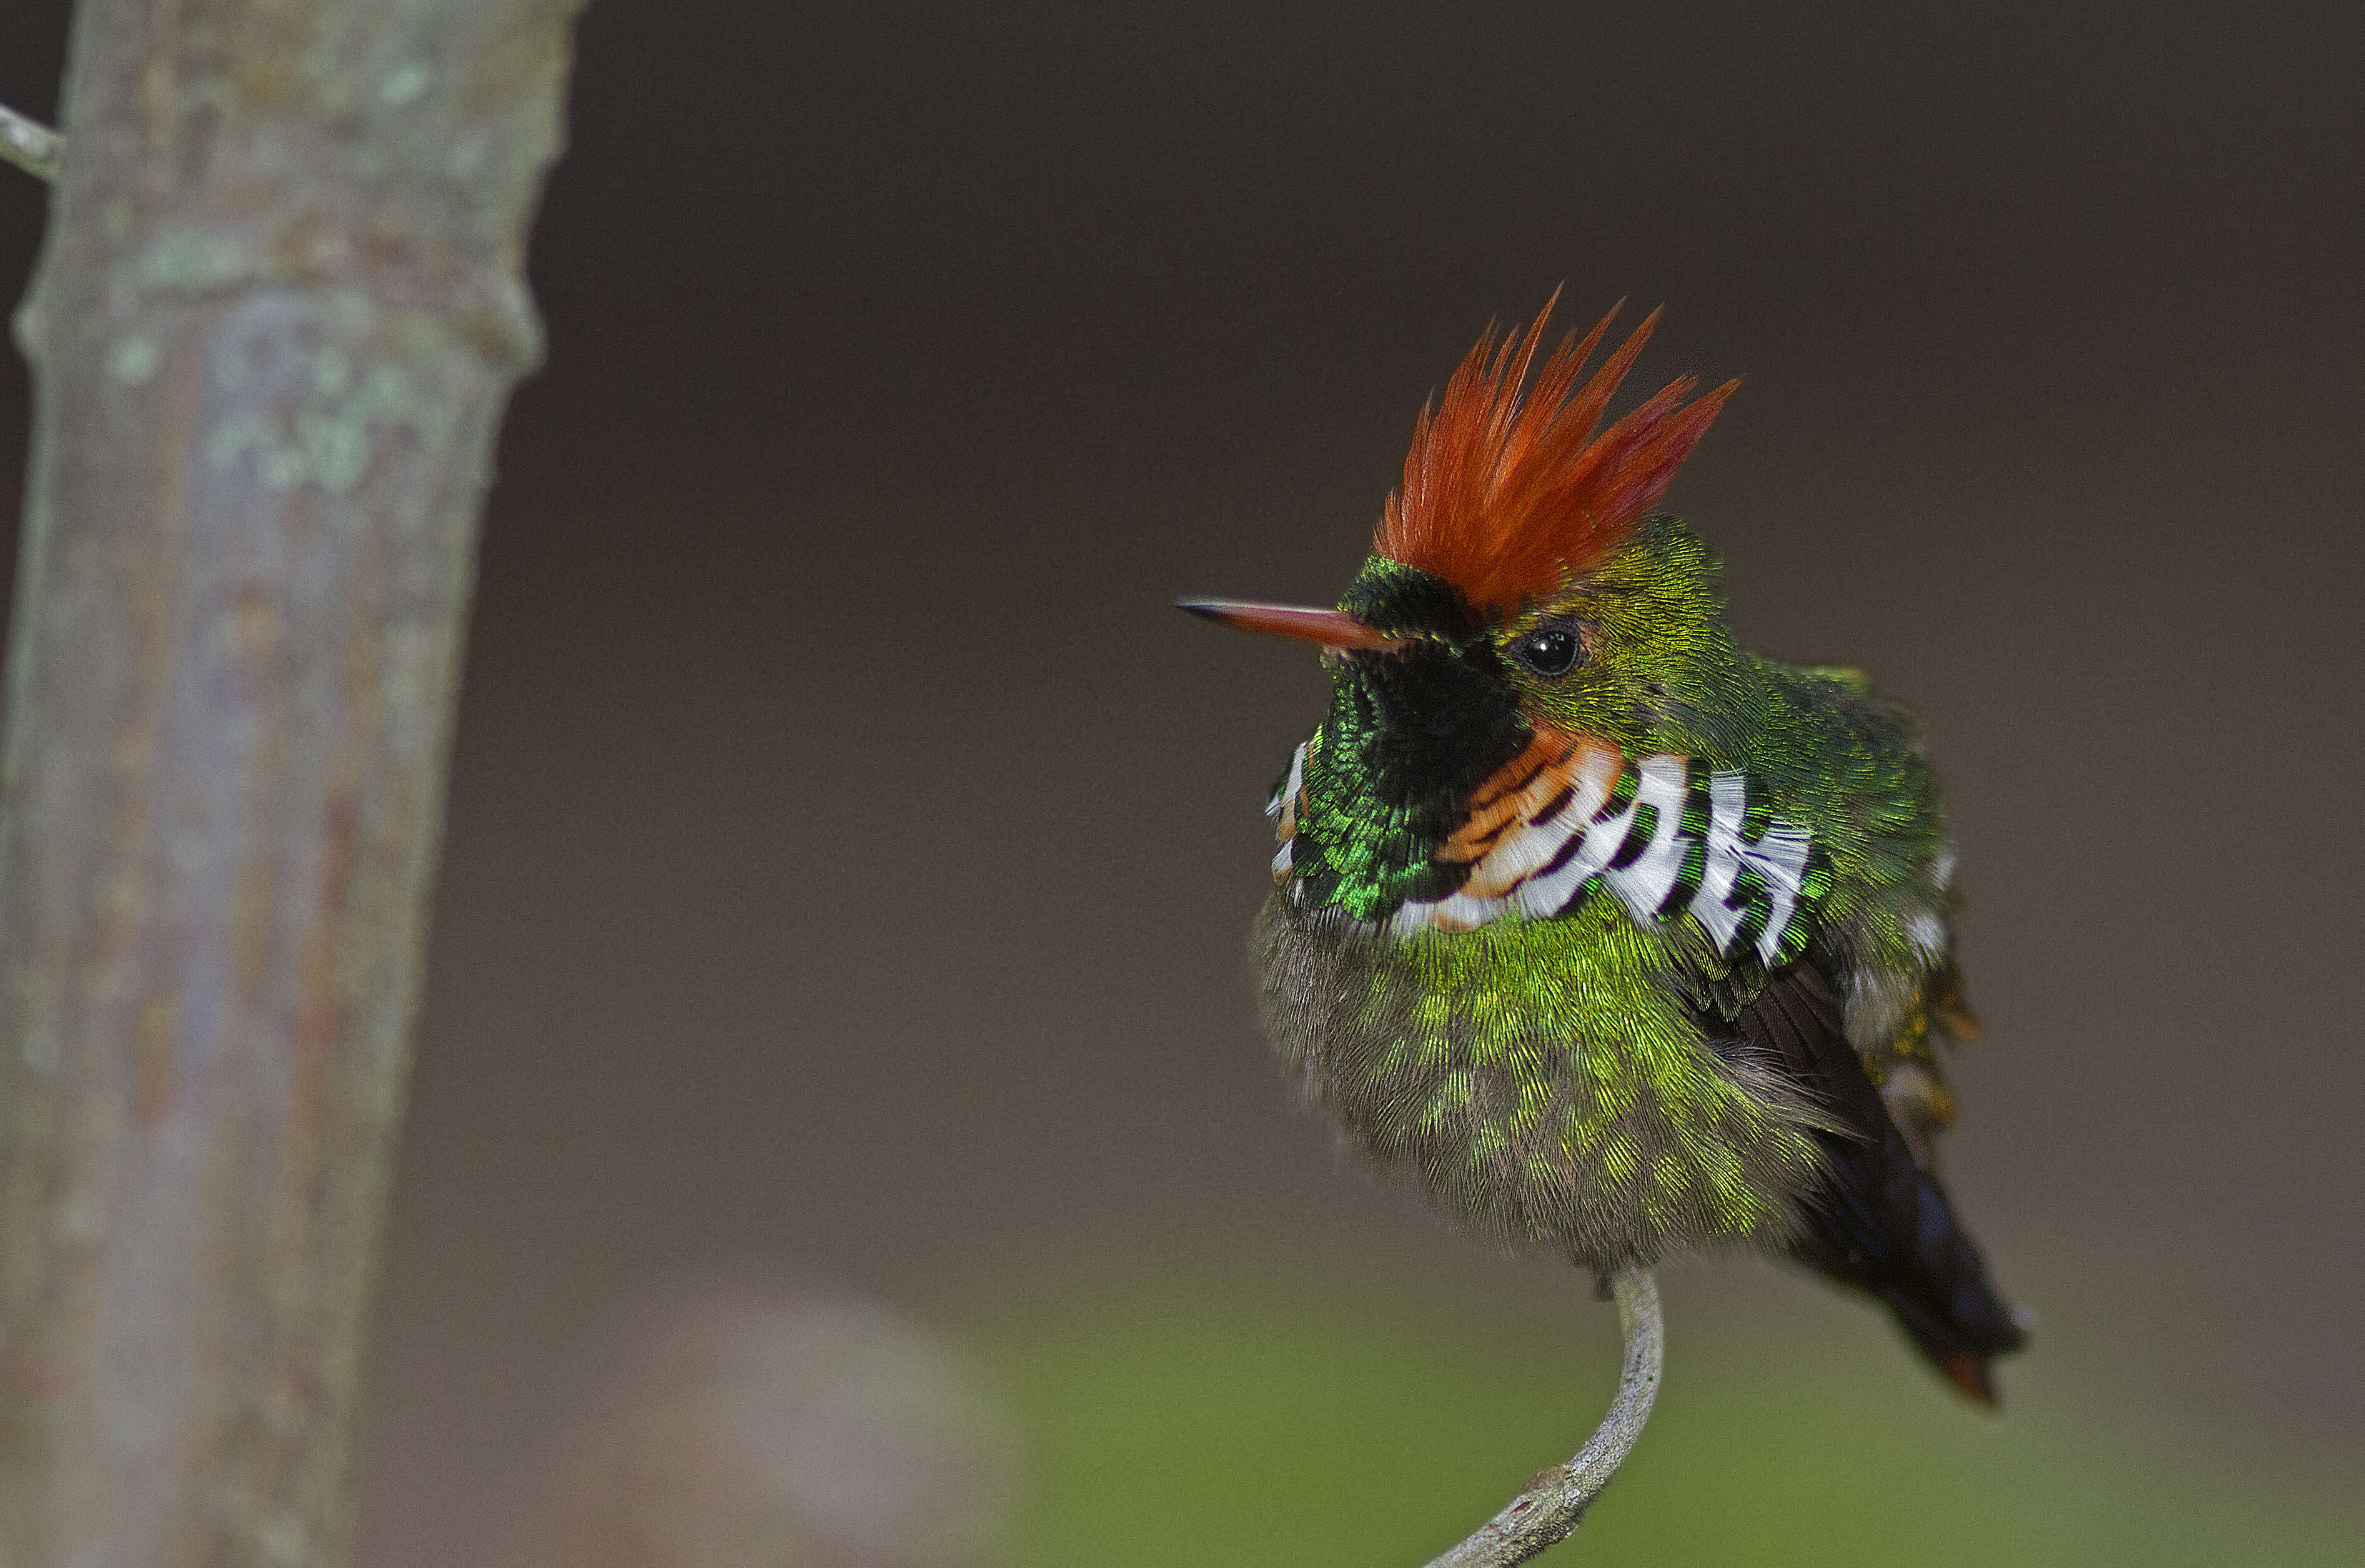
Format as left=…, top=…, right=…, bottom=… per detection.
left=1, top=102, right=62, bottom=182
left=1423, top=1268, right=1663, bottom=1568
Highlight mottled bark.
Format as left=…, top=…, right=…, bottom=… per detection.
left=0, top=1, right=584, bottom=1562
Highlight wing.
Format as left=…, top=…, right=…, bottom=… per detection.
left=1713, top=954, right=2028, bottom=1404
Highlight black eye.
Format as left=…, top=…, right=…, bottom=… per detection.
left=1511, top=625, right=1584, bottom=677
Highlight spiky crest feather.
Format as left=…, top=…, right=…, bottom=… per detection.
left=1375, top=295, right=1739, bottom=619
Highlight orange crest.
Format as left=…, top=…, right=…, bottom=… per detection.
left=1374, top=295, right=1738, bottom=618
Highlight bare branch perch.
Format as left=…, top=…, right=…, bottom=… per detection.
left=1423, top=1269, right=1664, bottom=1568
left=0, top=0, right=587, bottom=1561
left=0, top=101, right=61, bottom=183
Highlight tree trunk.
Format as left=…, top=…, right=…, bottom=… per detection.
left=0, top=1, right=585, bottom=1561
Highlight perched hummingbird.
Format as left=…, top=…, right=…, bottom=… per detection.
left=1184, top=298, right=2026, bottom=1403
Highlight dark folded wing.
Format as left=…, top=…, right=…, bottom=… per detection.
left=1727, top=958, right=2028, bottom=1404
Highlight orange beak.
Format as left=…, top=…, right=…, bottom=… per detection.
left=1176, top=598, right=1406, bottom=652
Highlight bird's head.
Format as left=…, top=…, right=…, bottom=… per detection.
left=1183, top=297, right=1746, bottom=919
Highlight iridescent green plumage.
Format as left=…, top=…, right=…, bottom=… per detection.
left=1259, top=529, right=1942, bottom=1253
left=1196, top=300, right=2024, bottom=1401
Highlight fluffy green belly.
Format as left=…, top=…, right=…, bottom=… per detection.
left=1252, top=891, right=1827, bottom=1266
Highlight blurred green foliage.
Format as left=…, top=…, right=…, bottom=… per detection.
left=963, top=1263, right=2362, bottom=1568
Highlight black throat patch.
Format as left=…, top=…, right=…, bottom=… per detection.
left=1289, top=566, right=1529, bottom=920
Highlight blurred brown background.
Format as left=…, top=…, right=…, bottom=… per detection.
left=2, top=4, right=2359, bottom=1564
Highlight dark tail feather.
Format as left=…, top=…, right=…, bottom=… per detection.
left=1795, top=1168, right=2027, bottom=1407
left=1733, top=965, right=2028, bottom=1406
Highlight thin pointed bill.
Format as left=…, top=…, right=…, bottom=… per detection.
left=1176, top=598, right=1406, bottom=652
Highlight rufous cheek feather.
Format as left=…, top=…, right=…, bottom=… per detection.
left=1375, top=294, right=1738, bottom=618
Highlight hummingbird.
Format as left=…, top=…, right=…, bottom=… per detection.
left=1183, top=297, right=2026, bottom=1403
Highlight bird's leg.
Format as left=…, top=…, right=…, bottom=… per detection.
left=1421, top=1268, right=1663, bottom=1568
